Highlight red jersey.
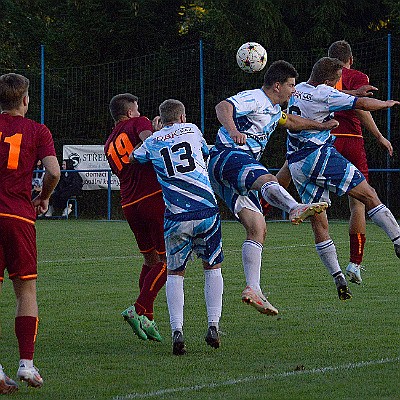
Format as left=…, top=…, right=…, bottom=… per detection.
left=332, top=67, right=369, bottom=137
left=0, top=113, right=56, bottom=223
left=104, top=116, right=162, bottom=207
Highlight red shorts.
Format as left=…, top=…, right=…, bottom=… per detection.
left=333, top=136, right=369, bottom=181
left=0, top=217, right=37, bottom=282
left=123, top=192, right=166, bottom=255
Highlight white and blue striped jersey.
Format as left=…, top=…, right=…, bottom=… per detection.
left=286, top=82, right=357, bottom=161
left=134, top=122, right=218, bottom=220
left=214, top=88, right=282, bottom=161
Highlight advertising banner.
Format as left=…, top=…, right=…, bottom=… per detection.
left=63, top=145, right=120, bottom=190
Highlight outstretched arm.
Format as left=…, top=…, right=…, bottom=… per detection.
left=285, top=113, right=339, bottom=131
left=355, top=97, right=400, bottom=111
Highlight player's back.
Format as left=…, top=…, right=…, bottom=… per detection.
left=0, top=113, right=55, bottom=222
left=332, top=68, right=369, bottom=137
left=135, top=122, right=218, bottom=217
left=104, top=117, right=161, bottom=206
left=287, top=82, right=356, bottom=157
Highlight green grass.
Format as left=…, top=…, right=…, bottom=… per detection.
left=1, top=219, right=399, bottom=399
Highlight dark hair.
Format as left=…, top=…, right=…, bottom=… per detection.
left=328, top=40, right=352, bottom=63
left=0, top=73, right=29, bottom=111
left=159, top=99, right=185, bottom=125
left=309, top=57, right=344, bottom=84
left=109, top=93, right=138, bottom=122
left=263, top=60, right=298, bottom=88
left=64, top=159, right=75, bottom=170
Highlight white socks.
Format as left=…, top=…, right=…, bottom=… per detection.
left=166, top=275, right=184, bottom=333
left=242, top=240, right=262, bottom=292
left=166, top=269, right=223, bottom=334
left=260, top=181, right=298, bottom=213
left=204, top=268, right=223, bottom=329
left=368, top=204, right=400, bottom=245
left=315, top=240, right=343, bottom=277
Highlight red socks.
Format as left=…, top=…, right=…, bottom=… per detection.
left=138, top=264, right=151, bottom=290
left=135, top=262, right=167, bottom=320
left=349, top=233, right=366, bottom=265
left=15, top=316, right=38, bottom=360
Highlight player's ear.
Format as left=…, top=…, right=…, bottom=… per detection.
left=273, top=82, right=280, bottom=92
left=23, top=94, right=29, bottom=107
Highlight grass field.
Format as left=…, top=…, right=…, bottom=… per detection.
left=1, top=219, right=399, bottom=399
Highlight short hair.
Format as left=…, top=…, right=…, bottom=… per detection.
left=263, top=60, right=299, bottom=88
left=159, top=99, right=185, bottom=125
left=328, top=40, right=352, bottom=63
left=0, top=73, right=29, bottom=111
left=109, top=93, right=138, bottom=122
left=309, top=57, right=344, bottom=84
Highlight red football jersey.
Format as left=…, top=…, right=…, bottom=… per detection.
left=332, top=67, right=369, bottom=137
left=0, top=113, right=56, bottom=223
left=104, top=116, right=162, bottom=207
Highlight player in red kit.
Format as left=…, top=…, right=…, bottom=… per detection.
left=0, top=73, right=60, bottom=393
left=328, top=40, right=393, bottom=285
left=104, top=93, right=166, bottom=342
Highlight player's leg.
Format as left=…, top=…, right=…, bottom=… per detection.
left=203, top=263, right=223, bottom=349
left=237, top=199, right=278, bottom=315
left=310, top=212, right=352, bottom=300
left=0, top=273, right=19, bottom=394
left=253, top=172, right=328, bottom=225
left=348, top=181, right=400, bottom=258
left=164, top=219, right=192, bottom=355
left=12, top=278, right=43, bottom=387
left=193, top=212, right=224, bottom=349
left=335, top=137, right=369, bottom=284
left=121, top=199, right=166, bottom=341
left=346, top=196, right=367, bottom=284
left=4, top=220, right=43, bottom=388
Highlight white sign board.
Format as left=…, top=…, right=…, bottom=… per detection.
left=63, top=145, right=120, bottom=190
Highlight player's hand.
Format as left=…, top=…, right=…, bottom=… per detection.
left=385, top=100, right=400, bottom=108
left=354, top=85, right=378, bottom=97
left=378, top=136, right=393, bottom=156
left=32, top=197, right=49, bottom=216
left=322, top=118, right=339, bottom=130
left=230, top=130, right=247, bottom=145
left=152, top=116, right=162, bottom=131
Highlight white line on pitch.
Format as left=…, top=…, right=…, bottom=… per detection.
left=111, top=356, right=400, bottom=399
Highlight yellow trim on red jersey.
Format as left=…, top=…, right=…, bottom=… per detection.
left=332, top=133, right=363, bottom=138
left=335, top=76, right=343, bottom=91
left=121, top=190, right=163, bottom=209
left=0, top=213, right=35, bottom=225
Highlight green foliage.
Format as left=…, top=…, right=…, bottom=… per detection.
left=1, top=220, right=399, bottom=399
left=0, top=0, right=397, bottom=69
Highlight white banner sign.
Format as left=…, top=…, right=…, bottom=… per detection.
left=63, top=145, right=120, bottom=190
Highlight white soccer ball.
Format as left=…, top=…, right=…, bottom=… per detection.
left=236, top=42, right=267, bottom=73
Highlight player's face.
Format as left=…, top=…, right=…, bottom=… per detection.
left=128, top=101, right=140, bottom=118
left=278, top=78, right=296, bottom=104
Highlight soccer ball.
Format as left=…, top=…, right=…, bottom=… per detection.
left=236, top=42, right=267, bottom=73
